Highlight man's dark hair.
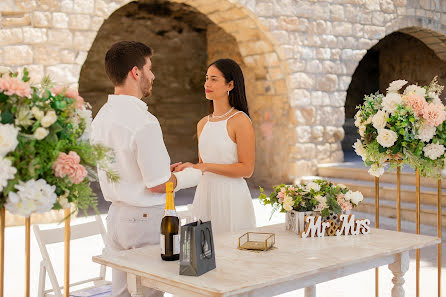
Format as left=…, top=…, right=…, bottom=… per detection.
left=105, top=41, right=153, bottom=86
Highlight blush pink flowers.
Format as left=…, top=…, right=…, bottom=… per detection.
left=52, top=86, right=85, bottom=109
left=422, top=103, right=446, bottom=127
left=404, top=94, right=427, bottom=117
left=0, top=77, right=32, bottom=98
left=52, top=151, right=88, bottom=184
left=337, top=194, right=352, bottom=212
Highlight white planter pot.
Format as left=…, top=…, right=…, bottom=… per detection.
left=285, top=210, right=315, bottom=234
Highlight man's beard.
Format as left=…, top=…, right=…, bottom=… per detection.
left=140, top=73, right=153, bottom=99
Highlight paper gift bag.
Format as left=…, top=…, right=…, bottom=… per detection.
left=179, top=220, right=216, bottom=276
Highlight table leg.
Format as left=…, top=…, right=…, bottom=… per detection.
left=304, top=285, right=316, bottom=297
left=388, top=252, right=409, bottom=297
left=127, top=274, right=144, bottom=297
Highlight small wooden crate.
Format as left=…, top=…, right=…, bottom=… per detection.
left=238, top=232, right=275, bottom=251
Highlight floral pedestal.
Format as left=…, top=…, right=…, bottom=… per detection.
left=5, top=208, right=76, bottom=227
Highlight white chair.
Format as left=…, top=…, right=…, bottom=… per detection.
left=33, top=215, right=111, bottom=297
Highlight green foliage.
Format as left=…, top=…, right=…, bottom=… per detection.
left=0, top=68, right=119, bottom=214
left=354, top=78, right=446, bottom=178
left=258, top=180, right=360, bottom=218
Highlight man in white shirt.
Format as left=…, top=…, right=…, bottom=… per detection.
left=90, top=41, right=199, bottom=297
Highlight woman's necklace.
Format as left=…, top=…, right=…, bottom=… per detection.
left=212, top=107, right=234, bottom=119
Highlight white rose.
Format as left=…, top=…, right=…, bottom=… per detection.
left=404, top=85, right=426, bottom=97
left=31, top=107, right=44, bottom=120
left=283, top=203, right=293, bottom=211
left=314, top=194, right=326, bottom=204
left=376, top=128, right=398, bottom=148
left=364, top=116, right=372, bottom=125
left=345, top=191, right=363, bottom=205
left=34, top=127, right=49, bottom=140
left=344, top=190, right=353, bottom=201
left=305, top=182, right=320, bottom=192
left=354, top=110, right=362, bottom=127
left=372, top=110, right=389, bottom=130
left=337, top=183, right=347, bottom=189
left=0, top=124, right=19, bottom=157
left=353, top=139, right=367, bottom=161
left=0, top=157, right=16, bottom=192
left=284, top=195, right=293, bottom=205
left=423, top=143, right=445, bottom=160
left=5, top=179, right=57, bottom=217
left=368, top=163, right=385, bottom=177
left=359, top=124, right=366, bottom=137
left=415, top=123, right=436, bottom=142
left=41, top=110, right=57, bottom=128
left=382, top=93, right=402, bottom=114
left=387, top=80, right=407, bottom=93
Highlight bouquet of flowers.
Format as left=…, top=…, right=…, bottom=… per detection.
left=259, top=179, right=364, bottom=217
left=354, top=77, right=446, bottom=177
left=0, top=68, right=118, bottom=217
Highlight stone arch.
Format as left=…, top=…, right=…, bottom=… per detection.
left=343, top=23, right=446, bottom=154
left=78, top=0, right=292, bottom=186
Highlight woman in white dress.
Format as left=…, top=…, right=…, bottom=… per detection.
left=178, top=59, right=256, bottom=234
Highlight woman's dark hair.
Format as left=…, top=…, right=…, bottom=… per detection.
left=105, top=41, right=153, bottom=86
left=208, top=59, right=249, bottom=117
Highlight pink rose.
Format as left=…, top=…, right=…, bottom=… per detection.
left=337, top=195, right=352, bottom=212
left=0, top=77, right=32, bottom=98
left=422, top=103, right=446, bottom=127
left=52, top=86, right=85, bottom=109
left=71, top=164, right=87, bottom=184
left=404, top=94, right=427, bottom=117
left=52, top=151, right=87, bottom=184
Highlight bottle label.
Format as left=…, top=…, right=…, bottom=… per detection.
left=173, top=234, right=180, bottom=254
left=160, top=234, right=165, bottom=254
left=160, top=234, right=179, bottom=255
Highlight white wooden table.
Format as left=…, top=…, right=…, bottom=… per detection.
left=92, top=224, right=440, bottom=297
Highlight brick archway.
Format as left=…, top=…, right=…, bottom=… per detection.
left=81, top=0, right=293, bottom=186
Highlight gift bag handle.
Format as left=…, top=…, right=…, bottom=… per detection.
left=200, top=227, right=213, bottom=259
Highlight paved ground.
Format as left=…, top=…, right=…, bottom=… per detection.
left=4, top=183, right=445, bottom=297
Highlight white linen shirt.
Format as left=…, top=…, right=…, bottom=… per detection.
left=90, top=94, right=171, bottom=207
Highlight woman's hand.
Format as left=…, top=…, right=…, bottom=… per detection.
left=170, top=162, right=182, bottom=172
left=173, top=162, right=194, bottom=172
left=193, top=163, right=208, bottom=172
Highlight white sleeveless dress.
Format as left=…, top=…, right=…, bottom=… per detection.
left=192, top=111, right=256, bottom=234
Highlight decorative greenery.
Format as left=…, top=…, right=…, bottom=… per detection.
left=259, top=179, right=363, bottom=218
left=354, top=77, right=446, bottom=177
left=0, top=68, right=118, bottom=217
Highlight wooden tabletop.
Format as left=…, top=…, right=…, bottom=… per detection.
left=93, top=224, right=440, bottom=296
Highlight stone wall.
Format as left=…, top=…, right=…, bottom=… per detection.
left=2, top=0, right=446, bottom=186
left=79, top=1, right=210, bottom=163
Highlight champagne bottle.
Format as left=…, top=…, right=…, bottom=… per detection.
left=160, top=182, right=180, bottom=261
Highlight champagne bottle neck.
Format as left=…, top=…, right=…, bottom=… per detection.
left=164, top=190, right=176, bottom=216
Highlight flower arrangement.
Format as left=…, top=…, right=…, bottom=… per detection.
left=354, top=77, right=446, bottom=177
left=0, top=68, right=118, bottom=217
left=259, top=179, right=364, bottom=217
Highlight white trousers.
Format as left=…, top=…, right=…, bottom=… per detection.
left=105, top=204, right=165, bottom=297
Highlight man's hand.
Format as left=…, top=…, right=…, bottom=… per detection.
left=170, top=162, right=182, bottom=172
left=173, top=162, right=194, bottom=172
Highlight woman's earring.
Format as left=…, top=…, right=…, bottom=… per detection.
left=227, top=90, right=230, bottom=96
